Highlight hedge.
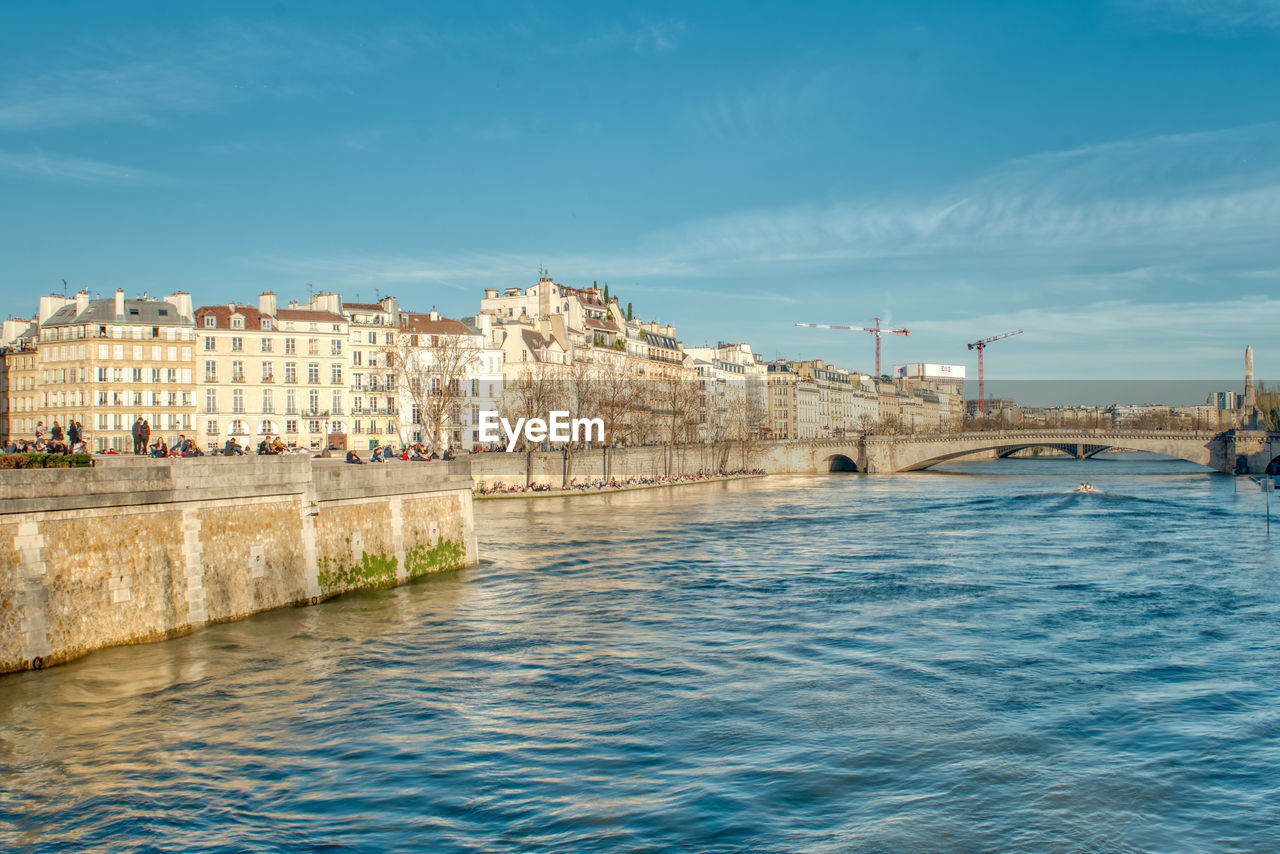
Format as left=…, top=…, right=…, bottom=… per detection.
left=0, top=453, right=95, bottom=469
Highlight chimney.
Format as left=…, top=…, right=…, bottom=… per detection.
left=259, top=291, right=277, bottom=317
left=74, top=290, right=89, bottom=315
left=538, top=276, right=551, bottom=318
left=165, top=292, right=193, bottom=320
left=38, top=294, right=72, bottom=324
left=484, top=288, right=499, bottom=300
left=114, top=289, right=125, bottom=317
left=429, top=307, right=440, bottom=322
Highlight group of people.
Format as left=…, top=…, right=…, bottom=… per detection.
left=2, top=420, right=88, bottom=455
left=344, top=444, right=456, bottom=464
left=148, top=434, right=203, bottom=457
left=475, top=468, right=767, bottom=495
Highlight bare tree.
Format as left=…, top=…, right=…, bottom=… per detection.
left=501, top=359, right=567, bottom=485
left=387, top=323, right=479, bottom=454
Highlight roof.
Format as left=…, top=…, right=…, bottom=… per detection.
left=44, top=297, right=193, bottom=328
left=276, top=308, right=347, bottom=323
left=584, top=318, right=620, bottom=331
left=402, top=313, right=471, bottom=335
left=195, top=304, right=267, bottom=329
left=342, top=302, right=386, bottom=312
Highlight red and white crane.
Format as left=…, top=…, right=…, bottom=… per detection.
left=967, top=330, right=1023, bottom=414
left=794, top=318, right=910, bottom=377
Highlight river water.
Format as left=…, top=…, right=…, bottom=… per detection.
left=3, top=456, right=1280, bottom=852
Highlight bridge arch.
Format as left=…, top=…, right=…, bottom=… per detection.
left=826, top=453, right=859, bottom=473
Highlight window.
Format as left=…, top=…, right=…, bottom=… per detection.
left=471, top=378, right=479, bottom=397
left=331, top=392, right=343, bottom=414
left=285, top=362, right=297, bottom=383
left=206, top=388, right=217, bottom=413
left=285, top=338, right=296, bottom=354
left=261, top=362, right=273, bottom=382
left=231, top=360, right=244, bottom=382
left=331, top=364, right=342, bottom=384
left=331, top=339, right=342, bottom=355
left=132, top=367, right=143, bottom=382
left=353, top=351, right=362, bottom=366
left=232, top=389, right=244, bottom=413
left=286, top=389, right=297, bottom=415
left=354, top=373, right=363, bottom=390
left=353, top=396, right=363, bottom=413
left=206, top=418, right=218, bottom=435
left=286, top=419, right=297, bottom=434
left=370, top=397, right=379, bottom=413
left=231, top=316, right=243, bottom=329
left=231, top=337, right=243, bottom=351
left=205, top=361, right=217, bottom=382
left=308, top=390, right=320, bottom=413
left=261, top=337, right=272, bottom=352
left=262, top=389, right=273, bottom=414
left=308, top=339, right=319, bottom=355
left=204, top=336, right=215, bottom=351
left=307, top=363, right=320, bottom=384
left=204, top=316, right=216, bottom=328
left=261, top=319, right=272, bottom=330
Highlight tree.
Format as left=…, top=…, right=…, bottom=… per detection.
left=386, top=323, right=480, bottom=454
left=501, top=359, right=567, bottom=485
left=626, top=302, right=633, bottom=321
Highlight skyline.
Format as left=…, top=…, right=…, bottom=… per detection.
left=3, top=1, right=1280, bottom=380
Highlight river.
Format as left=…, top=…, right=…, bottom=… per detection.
left=2, top=456, right=1279, bottom=852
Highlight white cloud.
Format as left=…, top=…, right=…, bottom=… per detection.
left=0, top=24, right=411, bottom=131
left=0, top=149, right=161, bottom=184
left=1118, top=0, right=1280, bottom=31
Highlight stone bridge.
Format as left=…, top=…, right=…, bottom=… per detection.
left=766, top=429, right=1280, bottom=474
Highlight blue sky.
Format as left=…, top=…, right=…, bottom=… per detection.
left=2, top=0, right=1280, bottom=381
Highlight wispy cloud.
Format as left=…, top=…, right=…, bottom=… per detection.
left=1117, top=0, right=1280, bottom=31
left=0, top=149, right=162, bottom=184
left=577, top=20, right=685, bottom=55
left=0, top=23, right=416, bottom=131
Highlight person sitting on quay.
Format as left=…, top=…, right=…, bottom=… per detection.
left=222, top=437, right=244, bottom=457
left=50, top=421, right=64, bottom=445
left=345, top=450, right=364, bottom=464
left=150, top=437, right=169, bottom=458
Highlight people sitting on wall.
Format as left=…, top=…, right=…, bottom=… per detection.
left=270, top=437, right=287, bottom=454
left=3, top=440, right=18, bottom=453
left=442, top=447, right=456, bottom=461
left=345, top=450, right=364, bottom=464
left=222, top=438, right=243, bottom=457
left=150, top=438, right=169, bottom=458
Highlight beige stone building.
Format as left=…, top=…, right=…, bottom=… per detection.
left=195, top=293, right=349, bottom=452
left=0, top=319, right=39, bottom=444
left=26, top=290, right=198, bottom=452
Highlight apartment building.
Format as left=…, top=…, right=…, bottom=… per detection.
left=32, top=290, right=197, bottom=452
left=195, top=292, right=348, bottom=451
left=332, top=296, right=401, bottom=451
left=0, top=319, right=39, bottom=443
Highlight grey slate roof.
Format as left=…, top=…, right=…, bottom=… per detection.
left=42, top=298, right=194, bottom=328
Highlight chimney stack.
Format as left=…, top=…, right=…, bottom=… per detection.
left=259, top=291, right=277, bottom=317
left=114, top=289, right=125, bottom=317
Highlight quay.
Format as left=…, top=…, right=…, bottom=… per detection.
left=0, top=456, right=476, bottom=675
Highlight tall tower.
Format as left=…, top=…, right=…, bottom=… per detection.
left=1244, top=345, right=1258, bottom=428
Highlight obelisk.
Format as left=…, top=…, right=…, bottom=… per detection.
left=1244, top=345, right=1258, bottom=428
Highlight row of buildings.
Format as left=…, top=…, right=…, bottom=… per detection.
left=0, top=275, right=1039, bottom=453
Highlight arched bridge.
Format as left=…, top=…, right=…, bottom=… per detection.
left=767, top=429, right=1280, bottom=474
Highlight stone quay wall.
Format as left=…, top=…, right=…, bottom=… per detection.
left=0, top=456, right=476, bottom=674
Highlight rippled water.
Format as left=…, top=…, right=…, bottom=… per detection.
left=4, top=456, right=1280, bottom=852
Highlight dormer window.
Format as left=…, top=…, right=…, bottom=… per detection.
left=204, top=316, right=216, bottom=328
left=129, top=308, right=140, bottom=316
left=261, top=319, right=272, bottom=330
left=232, top=316, right=243, bottom=329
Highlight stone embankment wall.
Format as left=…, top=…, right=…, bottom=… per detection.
left=0, top=457, right=476, bottom=674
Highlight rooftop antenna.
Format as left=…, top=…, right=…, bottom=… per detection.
left=307, top=282, right=314, bottom=302
left=61, top=279, right=67, bottom=297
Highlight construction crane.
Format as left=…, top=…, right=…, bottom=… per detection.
left=967, top=330, right=1023, bottom=414
left=794, top=318, right=910, bottom=377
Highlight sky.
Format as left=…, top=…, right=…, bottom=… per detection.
left=2, top=0, right=1280, bottom=386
